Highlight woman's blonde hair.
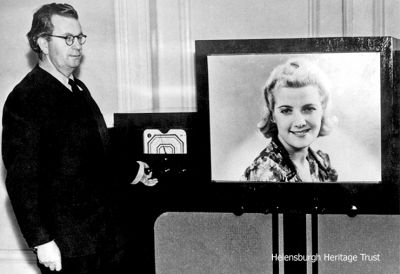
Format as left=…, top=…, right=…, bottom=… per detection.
left=258, top=57, right=336, bottom=138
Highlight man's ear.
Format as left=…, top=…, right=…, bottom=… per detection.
left=37, top=37, right=49, bottom=55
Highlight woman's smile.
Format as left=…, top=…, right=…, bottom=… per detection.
left=290, top=128, right=311, bottom=136
left=272, top=85, right=323, bottom=153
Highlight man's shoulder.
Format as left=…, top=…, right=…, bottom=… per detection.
left=4, top=67, right=59, bottom=118
left=8, top=66, right=58, bottom=103
left=10, top=67, right=40, bottom=93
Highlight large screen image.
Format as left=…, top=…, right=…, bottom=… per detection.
left=208, top=53, right=381, bottom=183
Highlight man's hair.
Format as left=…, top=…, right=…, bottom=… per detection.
left=27, top=3, right=78, bottom=59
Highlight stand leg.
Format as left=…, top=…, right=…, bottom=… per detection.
left=283, top=214, right=307, bottom=274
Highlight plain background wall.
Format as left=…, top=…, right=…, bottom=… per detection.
left=1, top=0, right=400, bottom=273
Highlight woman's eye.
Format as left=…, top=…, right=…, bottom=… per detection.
left=280, top=109, right=291, bottom=114
left=303, top=107, right=316, bottom=113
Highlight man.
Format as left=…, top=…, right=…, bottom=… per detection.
left=2, top=3, right=157, bottom=273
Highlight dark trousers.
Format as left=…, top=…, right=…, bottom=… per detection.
left=37, top=247, right=128, bottom=274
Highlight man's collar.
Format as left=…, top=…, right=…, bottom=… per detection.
left=39, top=56, right=75, bottom=91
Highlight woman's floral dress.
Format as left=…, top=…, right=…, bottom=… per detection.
left=242, top=136, right=338, bottom=182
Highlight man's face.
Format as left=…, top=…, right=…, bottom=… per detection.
left=46, top=15, right=83, bottom=76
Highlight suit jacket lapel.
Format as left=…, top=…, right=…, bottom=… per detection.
left=73, top=78, right=110, bottom=150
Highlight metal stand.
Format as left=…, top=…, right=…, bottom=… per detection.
left=272, top=214, right=319, bottom=274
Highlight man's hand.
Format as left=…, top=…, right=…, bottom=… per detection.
left=35, top=240, right=62, bottom=271
left=140, top=163, right=158, bottom=186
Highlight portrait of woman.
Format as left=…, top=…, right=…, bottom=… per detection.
left=208, top=52, right=381, bottom=183
left=242, top=58, right=338, bottom=182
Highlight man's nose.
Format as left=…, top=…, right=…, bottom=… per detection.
left=71, top=38, right=82, bottom=49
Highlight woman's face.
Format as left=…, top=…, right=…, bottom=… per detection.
left=272, top=85, right=323, bottom=153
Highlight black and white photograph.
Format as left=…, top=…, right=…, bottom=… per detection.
left=208, top=53, right=381, bottom=183
left=1, top=1, right=400, bottom=274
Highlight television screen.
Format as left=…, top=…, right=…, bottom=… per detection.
left=195, top=37, right=400, bottom=213
left=208, top=52, right=381, bottom=183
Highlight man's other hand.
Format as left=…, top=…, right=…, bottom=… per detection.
left=36, top=240, right=62, bottom=271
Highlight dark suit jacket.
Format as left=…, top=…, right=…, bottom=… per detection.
left=2, top=65, right=139, bottom=257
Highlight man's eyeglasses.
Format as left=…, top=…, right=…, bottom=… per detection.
left=46, top=34, right=87, bottom=46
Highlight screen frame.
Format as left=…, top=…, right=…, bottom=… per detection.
left=195, top=37, right=400, bottom=214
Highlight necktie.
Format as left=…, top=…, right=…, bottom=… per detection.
left=68, top=78, right=110, bottom=149
left=68, top=78, right=80, bottom=93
